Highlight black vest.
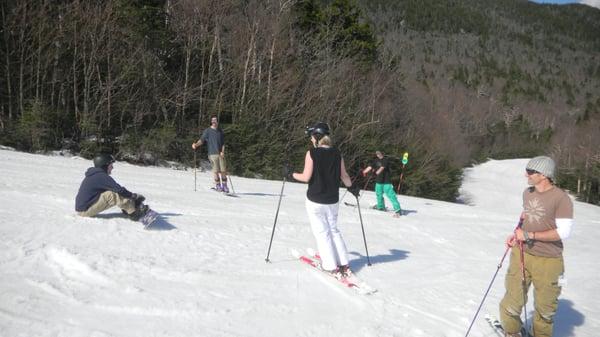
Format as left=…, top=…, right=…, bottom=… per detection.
left=307, top=147, right=341, bottom=204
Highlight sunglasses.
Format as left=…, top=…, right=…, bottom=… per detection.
left=526, top=169, right=540, bottom=175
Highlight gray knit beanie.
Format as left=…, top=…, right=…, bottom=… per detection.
left=526, top=156, right=556, bottom=180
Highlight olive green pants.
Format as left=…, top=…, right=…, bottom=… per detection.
left=499, top=246, right=563, bottom=337
left=78, top=191, right=137, bottom=217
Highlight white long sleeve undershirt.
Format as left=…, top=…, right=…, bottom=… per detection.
left=556, top=218, right=573, bottom=240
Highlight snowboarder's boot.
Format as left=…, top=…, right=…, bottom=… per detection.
left=129, top=204, right=149, bottom=221
left=134, top=195, right=145, bottom=208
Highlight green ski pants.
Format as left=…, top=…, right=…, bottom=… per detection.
left=375, top=183, right=401, bottom=212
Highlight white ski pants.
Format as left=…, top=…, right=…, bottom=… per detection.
left=305, top=198, right=349, bottom=271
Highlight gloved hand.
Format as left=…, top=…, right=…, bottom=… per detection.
left=131, top=193, right=146, bottom=207
left=282, top=163, right=294, bottom=181
left=347, top=184, right=360, bottom=197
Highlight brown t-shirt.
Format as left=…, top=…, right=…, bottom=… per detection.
left=522, top=186, right=573, bottom=257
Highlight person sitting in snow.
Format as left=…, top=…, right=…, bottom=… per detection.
left=75, top=153, right=148, bottom=220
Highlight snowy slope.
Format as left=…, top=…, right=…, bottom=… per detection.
left=0, top=149, right=598, bottom=337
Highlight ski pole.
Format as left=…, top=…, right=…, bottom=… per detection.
left=354, top=195, right=371, bottom=266
left=396, top=163, right=406, bottom=194
left=463, top=245, right=510, bottom=337
left=340, top=171, right=362, bottom=202
left=228, top=174, right=236, bottom=195
left=340, top=189, right=349, bottom=203
left=194, top=150, right=197, bottom=192
left=518, top=240, right=530, bottom=335
left=464, top=218, right=524, bottom=337
left=360, top=173, right=372, bottom=201
left=396, top=152, right=409, bottom=194
left=265, top=177, right=287, bottom=263
left=345, top=172, right=372, bottom=204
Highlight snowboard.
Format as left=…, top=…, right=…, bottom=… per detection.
left=139, top=208, right=159, bottom=229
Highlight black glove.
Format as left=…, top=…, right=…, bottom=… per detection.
left=347, top=184, right=360, bottom=197
left=283, top=163, right=294, bottom=181
left=131, top=193, right=145, bottom=207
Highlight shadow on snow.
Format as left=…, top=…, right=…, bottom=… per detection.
left=553, top=299, right=584, bottom=337
left=94, top=212, right=179, bottom=231
left=348, top=248, right=410, bottom=273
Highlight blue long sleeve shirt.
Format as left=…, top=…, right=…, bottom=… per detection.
left=75, top=167, right=133, bottom=212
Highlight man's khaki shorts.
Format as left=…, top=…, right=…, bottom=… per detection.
left=209, top=154, right=227, bottom=174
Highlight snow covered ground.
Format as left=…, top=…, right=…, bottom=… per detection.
left=0, top=149, right=598, bottom=337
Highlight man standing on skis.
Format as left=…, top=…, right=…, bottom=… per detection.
left=362, top=151, right=402, bottom=217
left=192, top=115, right=228, bottom=192
left=75, top=154, right=148, bottom=220
left=499, top=156, right=573, bottom=337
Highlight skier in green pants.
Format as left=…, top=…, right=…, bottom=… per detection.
left=362, top=151, right=402, bottom=217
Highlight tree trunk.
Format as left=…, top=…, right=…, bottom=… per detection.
left=182, top=37, right=191, bottom=127
left=106, top=44, right=111, bottom=129
left=35, top=25, right=42, bottom=101
left=239, top=28, right=255, bottom=121
left=18, top=27, right=25, bottom=116
left=72, top=28, right=79, bottom=129
left=267, top=37, right=275, bottom=107
left=1, top=4, right=13, bottom=119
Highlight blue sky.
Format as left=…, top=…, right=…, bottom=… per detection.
left=531, top=0, right=579, bottom=3
left=530, top=0, right=600, bottom=8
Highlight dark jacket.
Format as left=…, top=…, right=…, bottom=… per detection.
left=75, top=167, right=133, bottom=212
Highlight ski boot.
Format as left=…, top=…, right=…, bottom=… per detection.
left=221, top=182, right=229, bottom=193
left=214, top=182, right=223, bottom=192
left=371, top=205, right=386, bottom=211
left=338, top=265, right=353, bottom=278
left=123, top=194, right=146, bottom=214
left=327, top=267, right=344, bottom=280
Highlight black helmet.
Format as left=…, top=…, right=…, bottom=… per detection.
left=93, top=153, right=115, bottom=169
left=305, top=122, right=330, bottom=137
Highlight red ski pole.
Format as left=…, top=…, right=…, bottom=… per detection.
left=396, top=152, right=409, bottom=194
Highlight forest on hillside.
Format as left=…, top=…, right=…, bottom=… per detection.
left=1, top=0, right=599, bottom=204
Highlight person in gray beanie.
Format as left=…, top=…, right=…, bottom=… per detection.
left=499, top=156, right=574, bottom=337
left=525, top=156, right=556, bottom=181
